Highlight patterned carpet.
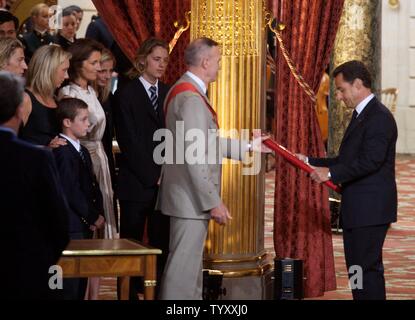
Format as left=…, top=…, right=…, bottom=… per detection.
left=264, top=155, right=415, bottom=300
left=99, top=155, right=415, bottom=300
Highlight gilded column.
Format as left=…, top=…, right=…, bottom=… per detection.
left=190, top=0, right=272, bottom=299
left=329, top=0, right=381, bottom=156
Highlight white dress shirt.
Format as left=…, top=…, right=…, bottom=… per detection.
left=185, top=71, right=207, bottom=94
left=355, top=94, right=375, bottom=117
left=139, top=76, right=159, bottom=100
left=59, top=133, right=81, bottom=152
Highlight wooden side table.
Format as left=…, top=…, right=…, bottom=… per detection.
left=58, top=239, right=162, bottom=300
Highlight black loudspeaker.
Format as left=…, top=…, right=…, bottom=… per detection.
left=202, top=270, right=226, bottom=300
left=274, top=258, right=304, bottom=300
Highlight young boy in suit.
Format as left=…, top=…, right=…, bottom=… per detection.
left=53, top=97, right=105, bottom=299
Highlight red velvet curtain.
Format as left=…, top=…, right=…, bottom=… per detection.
left=92, top=0, right=191, bottom=84
left=272, top=0, right=344, bottom=298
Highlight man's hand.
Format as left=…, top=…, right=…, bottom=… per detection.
left=252, top=131, right=272, bottom=153
left=310, top=167, right=330, bottom=184
left=295, top=153, right=308, bottom=163
left=210, top=202, right=232, bottom=226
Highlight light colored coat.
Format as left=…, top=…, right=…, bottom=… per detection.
left=157, top=73, right=247, bottom=220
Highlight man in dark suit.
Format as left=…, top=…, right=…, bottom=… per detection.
left=114, top=38, right=170, bottom=299
left=298, top=60, right=398, bottom=300
left=53, top=98, right=105, bottom=299
left=85, top=15, right=113, bottom=50
left=0, top=71, right=69, bottom=299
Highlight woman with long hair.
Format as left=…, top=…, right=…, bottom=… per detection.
left=59, top=38, right=118, bottom=300
left=20, top=44, right=70, bottom=147
left=95, top=48, right=118, bottom=228
left=95, top=48, right=116, bottom=167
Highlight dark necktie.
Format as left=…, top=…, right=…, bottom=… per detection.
left=350, top=110, right=359, bottom=126
left=344, top=110, right=359, bottom=138
left=79, top=148, right=87, bottom=165
left=352, top=110, right=358, bottom=120
left=149, top=86, right=158, bottom=111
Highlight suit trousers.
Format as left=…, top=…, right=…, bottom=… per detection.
left=159, top=217, right=209, bottom=300
left=343, top=224, right=389, bottom=300
left=118, top=199, right=170, bottom=300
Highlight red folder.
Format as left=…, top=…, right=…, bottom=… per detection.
left=264, top=139, right=342, bottom=194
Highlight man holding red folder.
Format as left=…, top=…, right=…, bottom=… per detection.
left=298, top=61, right=398, bottom=300
left=157, top=37, right=270, bottom=300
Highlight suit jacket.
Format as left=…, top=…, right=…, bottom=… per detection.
left=114, top=78, right=169, bottom=202
left=53, top=137, right=103, bottom=234
left=310, top=97, right=398, bottom=229
left=0, top=129, right=69, bottom=299
left=54, top=33, right=75, bottom=51
left=19, top=31, right=55, bottom=63
left=156, top=74, right=248, bottom=220
left=85, top=16, right=114, bottom=49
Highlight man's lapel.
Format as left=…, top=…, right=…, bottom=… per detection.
left=341, top=97, right=377, bottom=145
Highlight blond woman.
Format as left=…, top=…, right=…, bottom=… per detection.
left=20, top=44, right=70, bottom=147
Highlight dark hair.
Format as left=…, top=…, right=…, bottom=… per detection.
left=64, top=5, right=83, bottom=14
left=56, top=97, right=88, bottom=128
left=0, top=71, right=24, bottom=124
left=184, top=37, right=219, bottom=67
left=0, top=11, right=19, bottom=30
left=333, top=60, right=372, bottom=89
left=67, top=38, right=103, bottom=81
left=62, top=8, right=77, bottom=18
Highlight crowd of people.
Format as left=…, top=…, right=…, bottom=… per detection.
left=0, top=3, right=169, bottom=300
left=1, top=3, right=265, bottom=301
left=1, top=2, right=397, bottom=302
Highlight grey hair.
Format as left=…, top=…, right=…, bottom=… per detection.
left=0, top=71, right=25, bottom=124
left=184, top=37, right=219, bottom=67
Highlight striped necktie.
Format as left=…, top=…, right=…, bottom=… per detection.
left=149, top=85, right=158, bottom=111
